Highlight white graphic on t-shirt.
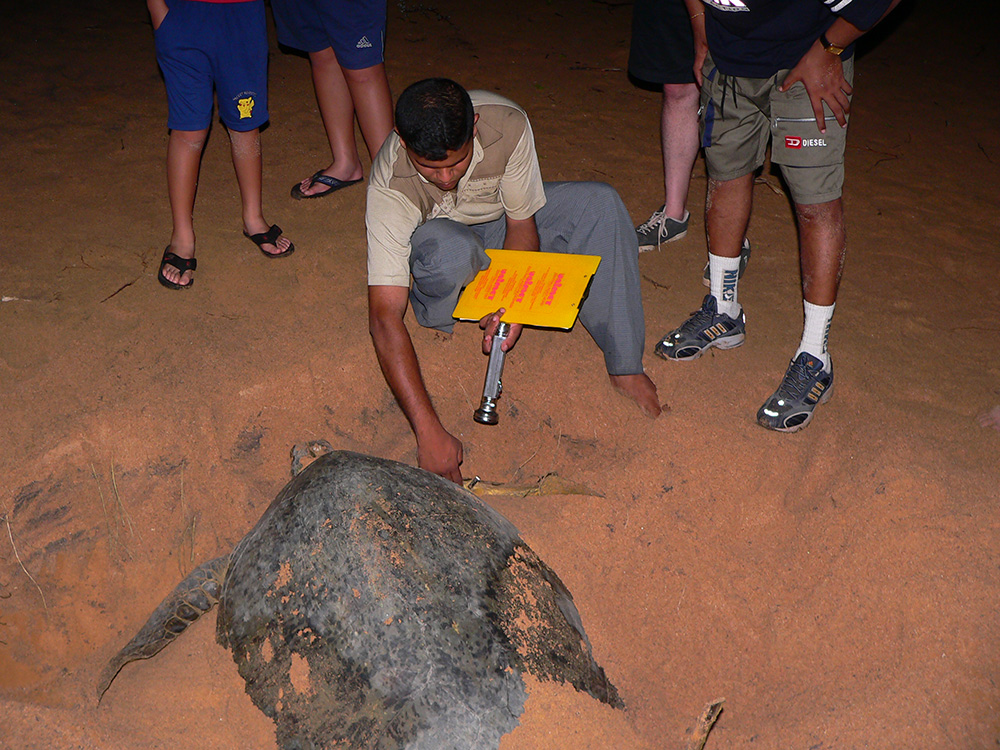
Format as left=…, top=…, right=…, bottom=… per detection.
left=356, top=36, right=373, bottom=48
left=827, top=0, right=856, bottom=12
left=702, top=0, right=749, bottom=11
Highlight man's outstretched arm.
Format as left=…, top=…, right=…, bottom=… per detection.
left=368, top=285, right=464, bottom=483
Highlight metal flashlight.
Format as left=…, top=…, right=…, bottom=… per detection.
left=473, top=321, right=511, bottom=425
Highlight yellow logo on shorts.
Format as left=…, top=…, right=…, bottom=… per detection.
left=238, top=96, right=255, bottom=119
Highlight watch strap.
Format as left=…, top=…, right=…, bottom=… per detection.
left=820, top=31, right=846, bottom=56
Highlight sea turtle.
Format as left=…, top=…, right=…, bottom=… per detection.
left=98, top=450, right=621, bottom=749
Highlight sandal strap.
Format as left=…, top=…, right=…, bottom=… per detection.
left=246, top=224, right=282, bottom=247
left=161, top=250, right=197, bottom=272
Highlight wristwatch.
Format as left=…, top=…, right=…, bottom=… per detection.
left=820, top=31, right=846, bottom=56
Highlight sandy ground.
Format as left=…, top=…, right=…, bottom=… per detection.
left=2, top=0, right=999, bottom=748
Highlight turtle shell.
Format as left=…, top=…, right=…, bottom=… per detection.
left=216, top=451, right=619, bottom=750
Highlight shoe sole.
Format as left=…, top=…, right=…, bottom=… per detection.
left=757, top=382, right=834, bottom=433
left=638, top=228, right=688, bottom=253
left=655, top=331, right=745, bottom=361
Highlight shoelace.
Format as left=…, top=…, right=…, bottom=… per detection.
left=637, top=208, right=666, bottom=234
left=678, top=302, right=719, bottom=335
left=776, top=358, right=821, bottom=400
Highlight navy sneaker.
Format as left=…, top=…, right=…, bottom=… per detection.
left=757, top=353, right=834, bottom=432
left=655, top=294, right=746, bottom=361
left=702, top=238, right=752, bottom=287
left=636, top=205, right=689, bottom=252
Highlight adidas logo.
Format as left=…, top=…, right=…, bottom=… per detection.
left=703, top=0, right=749, bottom=10
left=356, top=36, right=373, bottom=49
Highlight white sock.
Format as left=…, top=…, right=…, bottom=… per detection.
left=796, top=300, right=835, bottom=371
left=708, top=252, right=742, bottom=318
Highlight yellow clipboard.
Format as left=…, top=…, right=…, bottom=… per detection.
left=452, top=249, right=600, bottom=329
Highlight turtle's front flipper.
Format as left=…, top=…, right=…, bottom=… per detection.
left=97, top=554, right=230, bottom=702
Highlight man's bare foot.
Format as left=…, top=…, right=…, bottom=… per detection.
left=610, top=372, right=665, bottom=418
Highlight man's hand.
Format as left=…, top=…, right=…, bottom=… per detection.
left=780, top=41, right=852, bottom=133
left=479, top=309, right=523, bottom=354
left=416, top=426, right=464, bottom=484
left=690, top=13, right=709, bottom=87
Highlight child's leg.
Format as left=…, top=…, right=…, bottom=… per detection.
left=288, top=0, right=392, bottom=196
left=162, top=128, right=208, bottom=286
left=308, top=48, right=364, bottom=183
left=293, top=53, right=392, bottom=197
left=228, top=127, right=292, bottom=256
left=342, top=62, right=393, bottom=162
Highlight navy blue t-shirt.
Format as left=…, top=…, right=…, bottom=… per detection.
left=702, top=0, right=893, bottom=77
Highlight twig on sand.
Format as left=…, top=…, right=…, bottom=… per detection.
left=93, top=460, right=138, bottom=559
left=753, top=175, right=784, bottom=195
left=685, top=698, right=725, bottom=750
left=642, top=274, right=670, bottom=291
left=178, top=513, right=199, bottom=573
left=177, top=464, right=199, bottom=570
left=110, top=461, right=136, bottom=539
left=0, top=501, right=48, bottom=613
left=515, top=446, right=540, bottom=475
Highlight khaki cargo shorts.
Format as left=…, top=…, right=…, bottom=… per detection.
left=699, top=52, right=855, bottom=205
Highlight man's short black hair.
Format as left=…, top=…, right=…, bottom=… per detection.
left=395, top=78, right=475, bottom=161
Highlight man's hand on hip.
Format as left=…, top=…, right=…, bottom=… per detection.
left=780, top=42, right=852, bottom=133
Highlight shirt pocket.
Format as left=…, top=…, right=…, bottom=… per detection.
left=461, top=175, right=502, bottom=205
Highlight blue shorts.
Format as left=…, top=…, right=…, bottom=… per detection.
left=154, top=0, right=269, bottom=132
left=271, top=0, right=386, bottom=69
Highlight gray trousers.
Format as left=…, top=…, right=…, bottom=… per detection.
left=408, top=181, right=645, bottom=375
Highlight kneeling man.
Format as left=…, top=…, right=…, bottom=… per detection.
left=367, top=78, right=661, bottom=482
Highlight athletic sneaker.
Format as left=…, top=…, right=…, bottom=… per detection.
left=702, top=238, right=752, bottom=287
left=636, top=205, right=689, bottom=251
left=655, top=294, right=746, bottom=361
left=756, top=353, right=834, bottom=432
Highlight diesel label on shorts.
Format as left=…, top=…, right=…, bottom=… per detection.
left=785, top=136, right=828, bottom=149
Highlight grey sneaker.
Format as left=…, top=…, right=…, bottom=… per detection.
left=654, top=294, right=746, bottom=361
left=702, top=237, right=752, bottom=287
left=756, top=353, right=834, bottom=432
left=636, top=205, right=689, bottom=252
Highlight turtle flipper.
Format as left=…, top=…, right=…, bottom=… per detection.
left=493, top=544, right=624, bottom=709
left=97, top=554, right=230, bottom=702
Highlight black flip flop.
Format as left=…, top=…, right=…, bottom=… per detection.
left=244, top=224, right=295, bottom=258
left=290, top=171, right=363, bottom=200
left=157, top=246, right=197, bottom=290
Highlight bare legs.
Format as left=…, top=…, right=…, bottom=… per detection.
left=795, top=199, right=845, bottom=306
left=661, top=82, right=700, bottom=221
left=229, top=128, right=291, bottom=255
left=160, top=125, right=290, bottom=287
left=295, top=50, right=393, bottom=196
left=162, top=128, right=207, bottom=287
left=705, top=174, right=844, bottom=302
left=705, top=174, right=753, bottom=259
